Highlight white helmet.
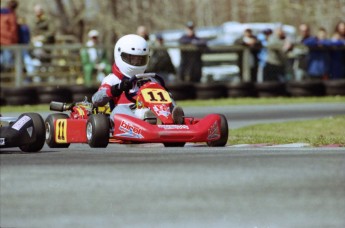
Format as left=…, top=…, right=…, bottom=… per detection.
left=114, top=34, right=150, bottom=78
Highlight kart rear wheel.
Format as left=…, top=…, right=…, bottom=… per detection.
left=19, top=113, right=46, bottom=152
left=86, top=114, right=109, bottom=148
left=207, top=114, right=228, bottom=147
left=45, top=113, right=70, bottom=148
left=163, top=142, right=186, bottom=147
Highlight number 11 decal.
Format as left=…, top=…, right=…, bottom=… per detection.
left=147, top=91, right=168, bottom=102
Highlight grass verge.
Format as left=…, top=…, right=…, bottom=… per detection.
left=230, top=115, right=345, bottom=147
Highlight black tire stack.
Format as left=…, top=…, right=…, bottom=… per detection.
left=286, top=80, right=325, bottom=97
left=2, top=87, right=38, bottom=105
left=227, top=82, right=256, bottom=98
left=37, top=86, right=73, bottom=104
left=324, top=79, right=345, bottom=96
left=194, top=83, right=227, bottom=100
left=255, top=82, right=287, bottom=97
left=166, top=82, right=195, bottom=100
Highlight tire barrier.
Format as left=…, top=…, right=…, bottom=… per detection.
left=2, top=87, right=38, bottom=105
left=324, top=79, right=345, bottom=96
left=0, top=81, right=344, bottom=106
left=227, top=82, right=256, bottom=98
left=194, top=83, right=228, bottom=100
left=287, top=80, right=325, bottom=97
left=37, top=86, right=73, bottom=104
left=166, top=82, right=196, bottom=100
left=255, top=82, right=288, bottom=97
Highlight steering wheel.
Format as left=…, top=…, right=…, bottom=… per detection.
left=124, top=73, right=166, bottom=103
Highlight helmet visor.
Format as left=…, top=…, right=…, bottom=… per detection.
left=121, top=52, right=148, bottom=66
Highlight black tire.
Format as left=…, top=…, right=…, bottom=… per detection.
left=287, top=81, right=325, bottom=97
left=2, top=87, right=38, bottom=105
left=19, top=113, right=46, bottom=152
left=166, top=83, right=195, bottom=100
left=324, top=79, right=345, bottom=96
left=86, top=114, right=109, bottom=148
left=207, top=114, right=229, bottom=147
left=255, top=82, right=287, bottom=97
left=163, top=142, right=186, bottom=147
left=38, top=86, right=73, bottom=104
left=195, top=83, right=227, bottom=99
left=45, top=113, right=70, bottom=148
left=227, top=82, right=256, bottom=97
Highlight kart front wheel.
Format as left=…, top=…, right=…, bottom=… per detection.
left=19, top=113, right=46, bottom=152
left=86, top=114, right=109, bottom=148
left=207, top=114, right=229, bottom=147
left=45, top=113, right=70, bottom=148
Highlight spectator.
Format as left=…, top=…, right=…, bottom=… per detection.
left=80, top=29, right=111, bottom=86
left=329, top=21, right=345, bottom=79
left=17, top=17, right=35, bottom=78
left=137, top=25, right=150, bottom=41
left=332, top=21, right=345, bottom=39
left=31, top=4, right=55, bottom=63
left=178, top=21, right=207, bottom=82
left=303, top=27, right=331, bottom=80
left=146, top=34, right=176, bottom=84
left=235, top=28, right=262, bottom=82
left=263, top=26, right=293, bottom=81
left=257, top=28, right=272, bottom=82
left=292, top=23, right=312, bottom=80
left=0, top=0, right=18, bottom=72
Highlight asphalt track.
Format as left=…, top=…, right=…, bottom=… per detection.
left=1, top=103, right=345, bottom=227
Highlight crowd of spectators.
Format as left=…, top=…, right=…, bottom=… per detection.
left=1, top=0, right=344, bottom=86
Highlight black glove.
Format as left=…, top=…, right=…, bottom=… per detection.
left=119, top=79, right=131, bottom=91
left=111, top=80, right=131, bottom=97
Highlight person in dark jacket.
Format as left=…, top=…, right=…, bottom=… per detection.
left=0, top=0, right=18, bottom=72
left=146, top=34, right=176, bottom=83
left=178, top=21, right=207, bottom=82
left=303, top=27, right=332, bottom=80
left=235, top=28, right=262, bottom=82
left=329, top=21, right=345, bottom=79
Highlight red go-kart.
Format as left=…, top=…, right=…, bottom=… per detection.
left=45, top=73, right=229, bottom=148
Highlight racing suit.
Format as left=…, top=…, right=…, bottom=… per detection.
left=92, top=63, right=158, bottom=121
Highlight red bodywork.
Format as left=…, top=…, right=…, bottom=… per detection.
left=53, top=81, right=223, bottom=145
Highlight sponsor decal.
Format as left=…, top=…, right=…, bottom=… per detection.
left=11, top=115, right=31, bottom=131
left=207, top=121, right=220, bottom=140
left=158, top=125, right=189, bottom=130
left=55, top=119, right=67, bottom=143
left=117, top=121, right=143, bottom=138
left=0, top=138, right=5, bottom=146
left=153, top=104, right=170, bottom=118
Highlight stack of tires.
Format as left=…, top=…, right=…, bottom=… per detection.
left=324, top=79, right=345, bottom=96
left=1, top=87, right=38, bottom=105
left=194, top=83, right=227, bottom=100
left=286, top=80, right=325, bottom=97
left=166, top=82, right=196, bottom=100
left=37, top=86, right=73, bottom=104
left=255, top=82, right=287, bottom=97
left=226, top=82, right=256, bottom=98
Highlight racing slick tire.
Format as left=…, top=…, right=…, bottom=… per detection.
left=163, top=142, right=186, bottom=147
left=45, top=113, right=70, bottom=148
left=19, top=113, right=46, bottom=152
left=207, top=114, right=228, bottom=147
left=86, top=114, right=109, bottom=148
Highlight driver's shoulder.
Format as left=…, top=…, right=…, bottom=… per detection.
left=102, top=73, right=121, bottom=85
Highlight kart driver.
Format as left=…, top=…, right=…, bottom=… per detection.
left=92, top=34, right=184, bottom=124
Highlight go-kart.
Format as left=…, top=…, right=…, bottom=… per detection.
left=0, top=113, right=46, bottom=152
left=45, top=73, right=229, bottom=148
